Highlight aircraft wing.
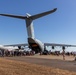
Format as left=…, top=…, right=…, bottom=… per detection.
left=4, top=43, right=28, bottom=47
left=44, top=43, right=76, bottom=47
left=4, top=43, right=76, bottom=47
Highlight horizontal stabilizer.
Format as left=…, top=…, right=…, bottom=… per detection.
left=0, top=14, right=26, bottom=19
left=0, top=8, right=57, bottom=20
left=29, top=8, right=57, bottom=20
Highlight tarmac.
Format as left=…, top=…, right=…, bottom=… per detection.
left=5, top=55, right=76, bottom=72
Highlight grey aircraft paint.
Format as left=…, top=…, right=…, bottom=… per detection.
left=0, top=8, right=57, bottom=53
left=1, top=8, right=76, bottom=53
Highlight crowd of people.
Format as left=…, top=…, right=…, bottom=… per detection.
left=0, top=49, right=76, bottom=57
left=41, top=50, right=76, bottom=56
left=0, top=49, right=35, bottom=57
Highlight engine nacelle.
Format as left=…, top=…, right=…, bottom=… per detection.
left=28, top=38, right=44, bottom=53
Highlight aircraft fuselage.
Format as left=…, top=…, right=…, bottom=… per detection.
left=0, top=8, right=57, bottom=53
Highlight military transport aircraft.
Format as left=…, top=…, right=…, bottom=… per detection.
left=0, top=8, right=76, bottom=53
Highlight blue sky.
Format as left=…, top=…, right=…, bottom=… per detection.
left=0, top=0, right=76, bottom=51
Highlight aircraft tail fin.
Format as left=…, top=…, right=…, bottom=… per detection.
left=29, top=8, right=57, bottom=20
